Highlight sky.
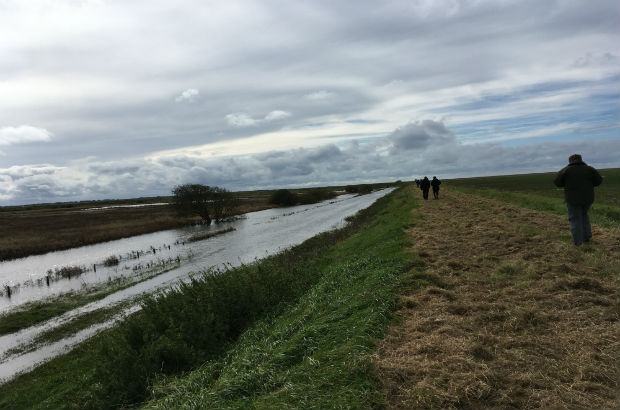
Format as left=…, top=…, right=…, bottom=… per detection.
left=1, top=0, right=619, bottom=205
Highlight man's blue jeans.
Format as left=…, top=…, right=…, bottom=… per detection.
left=566, top=203, right=592, bottom=246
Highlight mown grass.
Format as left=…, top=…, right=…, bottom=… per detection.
left=446, top=168, right=619, bottom=228
left=374, top=187, right=620, bottom=409
left=0, top=186, right=418, bottom=410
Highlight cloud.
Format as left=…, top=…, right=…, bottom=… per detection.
left=226, top=110, right=292, bottom=127
left=0, top=125, right=53, bottom=146
left=0, top=1, right=618, bottom=203
left=305, top=90, right=334, bottom=100
left=264, top=110, right=291, bottom=121
left=388, top=120, right=456, bottom=153
left=225, top=113, right=260, bottom=127
left=3, top=118, right=618, bottom=206
left=175, top=88, right=199, bottom=102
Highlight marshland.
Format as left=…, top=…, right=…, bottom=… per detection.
left=0, top=173, right=618, bottom=410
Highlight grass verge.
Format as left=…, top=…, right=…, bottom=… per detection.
left=0, top=186, right=418, bottom=410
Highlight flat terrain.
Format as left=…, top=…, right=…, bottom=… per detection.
left=0, top=177, right=617, bottom=409
left=0, top=194, right=274, bottom=261
left=374, top=188, right=620, bottom=409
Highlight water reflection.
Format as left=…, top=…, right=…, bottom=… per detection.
left=1, top=190, right=393, bottom=310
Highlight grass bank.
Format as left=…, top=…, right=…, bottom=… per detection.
left=446, top=168, right=619, bottom=228
left=0, top=186, right=418, bottom=409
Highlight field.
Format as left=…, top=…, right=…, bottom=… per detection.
left=0, top=192, right=274, bottom=262
left=0, top=171, right=618, bottom=409
left=446, top=168, right=620, bottom=228
left=0, top=184, right=392, bottom=262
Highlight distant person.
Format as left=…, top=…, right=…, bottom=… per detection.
left=420, top=176, right=431, bottom=200
left=415, top=179, right=420, bottom=188
left=431, top=176, right=441, bottom=199
left=553, top=154, right=602, bottom=246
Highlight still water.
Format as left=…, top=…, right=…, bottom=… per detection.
left=0, top=190, right=391, bottom=310
left=0, top=189, right=393, bottom=382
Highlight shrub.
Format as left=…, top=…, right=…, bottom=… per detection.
left=103, top=255, right=120, bottom=266
left=297, top=189, right=337, bottom=204
left=269, top=189, right=298, bottom=206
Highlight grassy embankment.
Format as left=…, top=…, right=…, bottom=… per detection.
left=447, top=168, right=619, bottom=228
left=0, top=186, right=419, bottom=410
left=0, top=186, right=379, bottom=335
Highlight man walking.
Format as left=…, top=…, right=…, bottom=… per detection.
left=554, top=154, right=602, bottom=246
left=431, top=176, right=441, bottom=199
left=420, top=176, right=431, bottom=200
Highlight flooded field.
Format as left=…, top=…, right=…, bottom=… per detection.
left=0, top=189, right=393, bottom=382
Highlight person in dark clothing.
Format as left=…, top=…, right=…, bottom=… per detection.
left=415, top=179, right=420, bottom=188
left=420, top=176, right=431, bottom=200
left=431, top=176, right=441, bottom=199
left=553, top=154, right=602, bottom=246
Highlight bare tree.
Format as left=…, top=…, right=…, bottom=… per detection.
left=171, top=184, right=238, bottom=224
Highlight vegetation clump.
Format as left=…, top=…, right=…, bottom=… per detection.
left=47, top=265, right=86, bottom=279
left=102, top=255, right=120, bottom=267
left=187, top=227, right=236, bottom=242
left=268, top=189, right=298, bottom=206
left=269, top=188, right=339, bottom=206
left=296, top=188, right=337, bottom=204
left=171, top=184, right=238, bottom=225
left=345, top=184, right=374, bottom=194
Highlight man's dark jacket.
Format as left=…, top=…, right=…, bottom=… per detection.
left=553, top=161, right=602, bottom=205
left=420, top=178, right=431, bottom=191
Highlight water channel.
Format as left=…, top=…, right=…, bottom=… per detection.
left=0, top=189, right=393, bottom=382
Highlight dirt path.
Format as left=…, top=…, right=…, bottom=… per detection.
left=374, top=188, right=620, bottom=409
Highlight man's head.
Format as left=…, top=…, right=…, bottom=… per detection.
left=569, top=154, right=583, bottom=164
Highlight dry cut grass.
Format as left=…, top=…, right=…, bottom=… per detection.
left=374, top=189, right=620, bottom=409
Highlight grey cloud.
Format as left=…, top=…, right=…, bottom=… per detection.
left=1, top=1, right=618, bottom=204
left=388, top=120, right=456, bottom=153
left=2, top=133, right=619, bottom=206
left=175, top=89, right=199, bottom=102
left=226, top=110, right=292, bottom=127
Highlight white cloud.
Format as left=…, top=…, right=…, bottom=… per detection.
left=225, top=113, right=260, bottom=127
left=0, top=125, right=53, bottom=146
left=175, top=88, right=199, bottom=102
left=226, top=110, right=292, bottom=127
left=305, top=90, right=334, bottom=100
left=264, top=110, right=291, bottom=121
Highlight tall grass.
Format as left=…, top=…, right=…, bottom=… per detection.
left=0, top=186, right=417, bottom=410
left=144, top=188, right=417, bottom=409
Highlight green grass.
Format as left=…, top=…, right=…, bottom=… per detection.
left=447, top=169, right=619, bottom=228
left=145, top=189, right=417, bottom=410
left=0, top=186, right=418, bottom=410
